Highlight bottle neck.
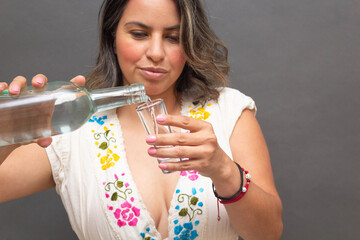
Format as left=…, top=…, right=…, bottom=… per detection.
left=89, top=83, right=148, bottom=113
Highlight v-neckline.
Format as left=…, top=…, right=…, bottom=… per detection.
left=109, top=100, right=189, bottom=239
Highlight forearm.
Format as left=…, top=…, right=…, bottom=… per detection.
left=0, top=144, right=20, bottom=165
left=223, top=181, right=283, bottom=240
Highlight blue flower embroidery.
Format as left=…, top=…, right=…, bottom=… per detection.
left=89, top=115, right=108, bottom=125
left=140, top=226, right=155, bottom=240
left=174, top=222, right=199, bottom=240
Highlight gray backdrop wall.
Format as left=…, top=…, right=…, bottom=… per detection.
left=0, top=0, right=359, bottom=239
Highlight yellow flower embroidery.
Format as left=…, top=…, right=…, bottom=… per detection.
left=92, top=121, right=119, bottom=170
left=100, top=148, right=120, bottom=170
left=189, top=103, right=211, bottom=120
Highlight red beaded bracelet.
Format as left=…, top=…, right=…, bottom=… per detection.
left=220, top=170, right=251, bottom=204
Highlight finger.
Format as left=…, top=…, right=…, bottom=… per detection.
left=31, top=74, right=48, bottom=88
left=148, top=145, right=205, bottom=159
left=0, top=82, right=9, bottom=92
left=158, top=159, right=201, bottom=172
left=145, top=132, right=203, bottom=146
left=36, top=137, right=53, bottom=148
left=8, top=76, right=27, bottom=95
left=70, top=75, right=86, bottom=86
left=156, top=114, right=210, bottom=132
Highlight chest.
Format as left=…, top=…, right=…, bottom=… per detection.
left=121, top=125, right=180, bottom=226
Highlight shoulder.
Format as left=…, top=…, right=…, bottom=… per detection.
left=218, top=87, right=255, bottom=104
left=217, top=87, right=257, bottom=115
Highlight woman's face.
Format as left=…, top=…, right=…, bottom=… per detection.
left=114, top=0, right=186, bottom=99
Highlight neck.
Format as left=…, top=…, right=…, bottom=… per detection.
left=152, top=93, right=181, bottom=115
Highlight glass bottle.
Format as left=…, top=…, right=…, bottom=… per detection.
left=0, top=81, right=148, bottom=146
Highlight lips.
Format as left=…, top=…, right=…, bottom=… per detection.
left=140, top=67, right=168, bottom=79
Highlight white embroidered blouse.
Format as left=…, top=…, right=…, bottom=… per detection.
left=46, top=87, right=256, bottom=240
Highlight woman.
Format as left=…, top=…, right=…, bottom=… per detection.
left=0, top=0, right=283, bottom=239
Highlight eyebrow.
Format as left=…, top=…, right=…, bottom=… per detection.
left=124, top=21, right=180, bottom=31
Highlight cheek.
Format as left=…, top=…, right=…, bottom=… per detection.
left=116, top=39, right=143, bottom=66
left=169, top=48, right=186, bottom=71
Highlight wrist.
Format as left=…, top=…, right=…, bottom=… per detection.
left=211, top=159, right=242, bottom=199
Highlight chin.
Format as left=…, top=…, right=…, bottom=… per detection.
left=144, top=84, right=173, bottom=99
left=146, top=92, right=164, bottom=100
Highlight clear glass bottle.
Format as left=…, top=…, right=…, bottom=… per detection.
left=0, top=81, right=148, bottom=146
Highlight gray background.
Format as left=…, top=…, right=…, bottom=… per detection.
left=0, top=0, right=359, bottom=239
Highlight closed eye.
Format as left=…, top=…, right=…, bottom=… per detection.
left=130, top=31, right=148, bottom=39
left=166, top=35, right=180, bottom=43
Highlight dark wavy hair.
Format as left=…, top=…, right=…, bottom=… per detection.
left=86, top=0, right=229, bottom=104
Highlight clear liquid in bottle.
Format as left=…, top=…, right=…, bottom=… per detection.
left=0, top=82, right=147, bottom=146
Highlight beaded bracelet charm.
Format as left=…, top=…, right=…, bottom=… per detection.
left=220, top=169, right=251, bottom=204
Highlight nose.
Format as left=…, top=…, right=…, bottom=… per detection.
left=146, top=35, right=165, bottom=63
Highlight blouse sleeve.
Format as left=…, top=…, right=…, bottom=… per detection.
left=217, top=87, right=257, bottom=140
left=45, top=133, right=71, bottom=194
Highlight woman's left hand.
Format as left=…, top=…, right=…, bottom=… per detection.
left=145, top=114, right=230, bottom=178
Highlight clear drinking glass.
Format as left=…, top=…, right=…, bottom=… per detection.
left=136, top=99, right=181, bottom=174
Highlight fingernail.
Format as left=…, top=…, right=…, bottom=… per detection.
left=11, top=85, right=20, bottom=93
left=38, top=138, right=52, bottom=148
left=156, top=115, right=166, bottom=122
left=158, top=163, right=167, bottom=169
left=148, top=148, right=156, bottom=155
left=34, top=77, right=43, bottom=85
left=146, top=135, right=156, bottom=143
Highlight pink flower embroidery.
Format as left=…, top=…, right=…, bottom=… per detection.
left=113, top=199, right=141, bottom=228
left=180, top=170, right=199, bottom=181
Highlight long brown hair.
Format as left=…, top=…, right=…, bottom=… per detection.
left=86, top=0, right=229, bottom=104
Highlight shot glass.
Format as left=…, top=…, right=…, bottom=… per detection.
left=136, top=98, right=181, bottom=173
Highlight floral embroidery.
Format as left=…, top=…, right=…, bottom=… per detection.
left=104, top=174, right=141, bottom=228
left=173, top=187, right=204, bottom=239
left=89, top=115, right=108, bottom=125
left=140, top=227, right=156, bottom=240
left=188, top=102, right=212, bottom=120
left=180, top=170, right=199, bottom=181
left=99, top=148, right=120, bottom=170
left=105, top=174, right=133, bottom=201
left=173, top=221, right=199, bottom=240
left=94, top=126, right=116, bottom=150
left=91, top=121, right=119, bottom=170
left=92, top=115, right=147, bottom=234
left=113, top=199, right=140, bottom=227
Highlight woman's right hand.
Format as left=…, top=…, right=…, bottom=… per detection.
left=0, top=74, right=86, bottom=148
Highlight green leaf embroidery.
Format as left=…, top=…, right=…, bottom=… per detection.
left=99, top=142, right=108, bottom=150
left=177, top=192, right=203, bottom=221
left=145, top=237, right=151, bottom=240
left=190, top=196, right=199, bottom=205
left=179, top=208, right=188, bottom=217
left=105, top=130, right=110, bottom=137
left=111, top=192, right=118, bottom=201
left=117, top=181, right=124, bottom=188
